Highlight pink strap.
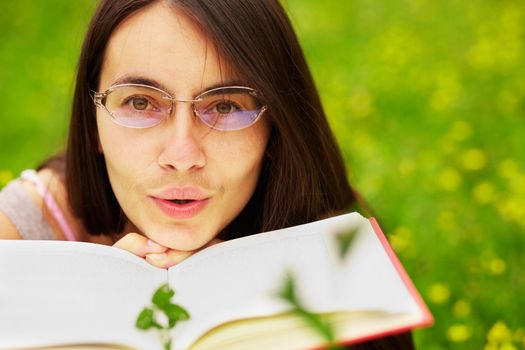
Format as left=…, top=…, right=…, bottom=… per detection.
left=21, top=170, right=77, bottom=241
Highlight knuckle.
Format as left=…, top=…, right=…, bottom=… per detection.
left=114, top=232, right=148, bottom=256
left=145, top=253, right=168, bottom=268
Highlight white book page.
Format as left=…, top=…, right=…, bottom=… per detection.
left=167, top=212, right=418, bottom=349
left=330, top=222, right=420, bottom=314
left=0, top=240, right=166, bottom=349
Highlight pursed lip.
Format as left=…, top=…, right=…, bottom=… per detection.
left=149, top=186, right=212, bottom=219
left=150, top=186, right=211, bottom=201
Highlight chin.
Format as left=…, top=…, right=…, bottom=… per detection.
left=165, top=240, right=203, bottom=252
left=151, top=225, right=215, bottom=252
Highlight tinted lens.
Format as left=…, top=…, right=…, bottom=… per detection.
left=104, top=85, right=171, bottom=128
left=195, top=87, right=264, bottom=131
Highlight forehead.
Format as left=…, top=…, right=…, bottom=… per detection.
left=99, top=1, right=235, bottom=93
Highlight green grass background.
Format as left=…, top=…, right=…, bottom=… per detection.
left=1, top=1, right=524, bottom=349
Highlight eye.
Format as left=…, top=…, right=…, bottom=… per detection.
left=213, top=100, right=240, bottom=115
left=131, top=97, right=149, bottom=110
left=124, top=96, right=157, bottom=112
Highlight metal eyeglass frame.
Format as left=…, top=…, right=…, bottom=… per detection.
left=92, top=83, right=268, bottom=131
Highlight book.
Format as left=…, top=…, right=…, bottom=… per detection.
left=0, top=212, right=433, bottom=350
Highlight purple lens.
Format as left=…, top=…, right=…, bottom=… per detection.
left=112, top=114, right=163, bottom=128
left=105, top=85, right=171, bottom=128
left=195, top=87, right=265, bottom=131
left=199, top=110, right=260, bottom=131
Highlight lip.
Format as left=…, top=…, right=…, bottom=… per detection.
left=149, top=187, right=211, bottom=220
left=153, top=187, right=209, bottom=201
left=151, top=197, right=210, bottom=219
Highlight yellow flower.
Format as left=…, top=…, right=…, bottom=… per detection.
left=438, top=168, right=462, bottom=191
left=430, top=89, right=455, bottom=111
left=468, top=36, right=496, bottom=70
left=473, top=181, right=496, bottom=204
left=496, top=198, right=525, bottom=225
left=487, top=321, right=512, bottom=344
left=430, top=68, right=462, bottom=111
left=453, top=300, right=471, bottom=318
left=450, top=120, right=472, bottom=142
left=427, top=283, right=451, bottom=304
left=488, top=258, right=506, bottom=275
left=389, top=226, right=412, bottom=253
left=497, top=159, right=520, bottom=179
left=447, top=324, right=472, bottom=342
left=500, top=343, right=517, bottom=350
left=461, top=148, right=488, bottom=171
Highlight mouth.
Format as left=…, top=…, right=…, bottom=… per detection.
left=169, top=199, right=195, bottom=205
left=151, top=197, right=210, bottom=219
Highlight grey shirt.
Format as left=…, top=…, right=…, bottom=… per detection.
left=0, top=178, right=56, bottom=240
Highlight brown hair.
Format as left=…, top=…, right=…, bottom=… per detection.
left=66, top=0, right=358, bottom=237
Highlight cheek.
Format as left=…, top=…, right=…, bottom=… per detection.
left=96, top=116, right=145, bottom=189
left=216, top=123, right=269, bottom=190
left=97, top=113, right=148, bottom=163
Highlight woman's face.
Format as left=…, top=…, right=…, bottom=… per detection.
left=96, top=2, right=270, bottom=251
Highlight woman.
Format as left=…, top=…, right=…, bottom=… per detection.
left=0, top=0, right=414, bottom=348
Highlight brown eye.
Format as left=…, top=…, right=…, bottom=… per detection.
left=132, top=97, right=149, bottom=110
left=215, top=102, right=234, bottom=114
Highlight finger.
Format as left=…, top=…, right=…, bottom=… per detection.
left=151, top=238, right=224, bottom=268
left=113, top=232, right=167, bottom=258
left=146, top=249, right=193, bottom=269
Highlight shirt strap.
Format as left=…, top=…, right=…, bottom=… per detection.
left=20, top=170, right=77, bottom=241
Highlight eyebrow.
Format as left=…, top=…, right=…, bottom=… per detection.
left=112, top=76, right=171, bottom=92
left=111, top=75, right=247, bottom=94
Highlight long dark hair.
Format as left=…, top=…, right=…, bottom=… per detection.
left=66, top=0, right=358, bottom=237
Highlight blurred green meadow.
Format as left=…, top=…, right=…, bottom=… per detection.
left=1, top=1, right=524, bottom=349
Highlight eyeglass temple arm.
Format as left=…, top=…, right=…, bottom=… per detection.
left=91, top=90, right=106, bottom=108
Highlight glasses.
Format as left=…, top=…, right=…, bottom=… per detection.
left=92, top=84, right=268, bottom=131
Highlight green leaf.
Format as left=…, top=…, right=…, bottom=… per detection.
left=165, top=303, right=191, bottom=328
left=163, top=338, right=172, bottom=350
left=277, top=272, right=338, bottom=347
left=277, top=272, right=297, bottom=305
left=335, top=227, right=359, bottom=259
left=169, top=303, right=191, bottom=320
left=152, top=283, right=175, bottom=309
left=136, top=307, right=155, bottom=330
left=296, top=309, right=335, bottom=343
left=137, top=282, right=191, bottom=349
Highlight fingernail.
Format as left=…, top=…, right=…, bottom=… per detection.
left=146, top=253, right=166, bottom=261
left=147, top=239, right=162, bottom=248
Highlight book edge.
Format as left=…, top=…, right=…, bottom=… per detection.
left=368, top=217, right=434, bottom=327
left=336, top=323, right=424, bottom=348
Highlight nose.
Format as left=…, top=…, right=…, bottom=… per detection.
left=157, top=103, right=206, bottom=172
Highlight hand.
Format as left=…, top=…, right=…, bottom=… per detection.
left=113, top=232, right=222, bottom=269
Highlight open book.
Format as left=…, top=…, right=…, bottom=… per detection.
left=0, top=212, right=432, bottom=350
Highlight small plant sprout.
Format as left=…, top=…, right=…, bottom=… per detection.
left=335, top=226, right=359, bottom=260
left=277, top=273, right=343, bottom=350
left=277, top=226, right=359, bottom=349
left=136, top=283, right=190, bottom=350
